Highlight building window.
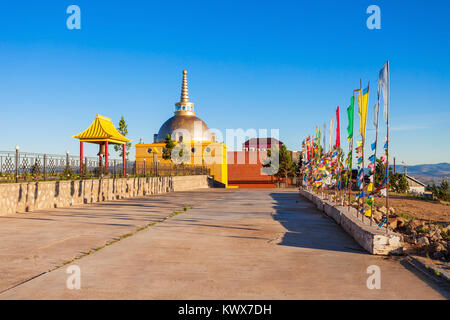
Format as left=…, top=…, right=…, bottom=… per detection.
left=147, top=148, right=153, bottom=153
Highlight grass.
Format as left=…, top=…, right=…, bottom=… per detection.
left=398, top=212, right=414, bottom=222
left=417, top=226, right=429, bottom=234
left=391, top=192, right=440, bottom=204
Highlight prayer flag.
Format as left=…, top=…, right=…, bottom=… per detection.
left=346, top=96, right=354, bottom=141
left=335, top=106, right=341, bottom=148
left=379, top=61, right=390, bottom=124
left=358, top=84, right=370, bottom=139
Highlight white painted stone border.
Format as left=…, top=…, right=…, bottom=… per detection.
left=299, top=189, right=404, bottom=255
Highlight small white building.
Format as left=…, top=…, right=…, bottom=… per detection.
left=405, top=175, right=426, bottom=194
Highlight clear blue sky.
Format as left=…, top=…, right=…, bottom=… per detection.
left=0, top=0, right=449, bottom=165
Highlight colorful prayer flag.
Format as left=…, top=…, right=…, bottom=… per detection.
left=346, top=96, right=354, bottom=142
left=358, top=83, right=370, bottom=139
left=336, top=106, right=340, bottom=148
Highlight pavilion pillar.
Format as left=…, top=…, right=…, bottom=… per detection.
left=98, top=143, right=103, bottom=168
left=123, top=144, right=126, bottom=176
left=105, top=141, right=109, bottom=173
left=80, top=141, right=84, bottom=175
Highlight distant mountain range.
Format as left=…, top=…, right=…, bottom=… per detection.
left=393, top=163, right=450, bottom=185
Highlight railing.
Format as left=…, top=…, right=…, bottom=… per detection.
left=134, top=163, right=210, bottom=177
left=0, top=150, right=210, bottom=183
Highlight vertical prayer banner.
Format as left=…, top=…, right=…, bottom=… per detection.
left=335, top=106, right=340, bottom=148
left=347, top=96, right=354, bottom=142
left=358, top=83, right=370, bottom=139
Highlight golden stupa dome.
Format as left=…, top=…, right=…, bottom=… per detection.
left=156, top=70, right=212, bottom=142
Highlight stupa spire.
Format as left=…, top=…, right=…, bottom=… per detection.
left=175, top=69, right=195, bottom=114
left=180, top=69, right=189, bottom=103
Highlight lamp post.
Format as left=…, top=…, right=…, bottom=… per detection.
left=15, top=145, right=19, bottom=183
left=66, top=150, right=70, bottom=178
left=401, top=161, right=407, bottom=176
left=122, top=144, right=126, bottom=177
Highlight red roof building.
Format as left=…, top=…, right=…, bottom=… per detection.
left=242, top=138, right=283, bottom=151
left=228, top=138, right=291, bottom=188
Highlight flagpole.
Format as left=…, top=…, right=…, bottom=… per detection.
left=367, top=80, right=374, bottom=226
left=361, top=79, right=366, bottom=222
left=347, top=135, right=353, bottom=211
left=336, top=107, right=341, bottom=205
left=371, top=106, right=378, bottom=227
left=357, top=79, right=363, bottom=220
left=348, top=94, right=355, bottom=212
left=385, top=63, right=390, bottom=234
left=337, top=143, right=341, bottom=204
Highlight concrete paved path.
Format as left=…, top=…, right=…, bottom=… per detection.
left=0, top=189, right=447, bottom=299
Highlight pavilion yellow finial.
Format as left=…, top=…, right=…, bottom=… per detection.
left=175, top=69, right=195, bottom=114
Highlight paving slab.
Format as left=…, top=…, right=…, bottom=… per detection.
left=0, top=189, right=228, bottom=293
left=0, top=189, right=447, bottom=299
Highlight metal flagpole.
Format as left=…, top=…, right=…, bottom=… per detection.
left=348, top=94, right=355, bottom=212
left=371, top=114, right=378, bottom=226
left=356, top=79, right=363, bottom=219
left=377, top=60, right=391, bottom=234
left=383, top=122, right=390, bottom=233
left=347, top=137, right=353, bottom=211
left=360, top=83, right=365, bottom=221
left=385, top=67, right=390, bottom=234
left=361, top=80, right=370, bottom=223
left=370, top=81, right=381, bottom=227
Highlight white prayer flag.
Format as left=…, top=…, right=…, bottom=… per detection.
left=329, top=117, right=334, bottom=153
left=379, top=61, right=390, bottom=124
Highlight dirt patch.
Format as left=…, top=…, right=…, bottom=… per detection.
left=375, top=195, right=450, bottom=223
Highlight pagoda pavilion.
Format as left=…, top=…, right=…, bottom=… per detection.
left=73, top=114, right=131, bottom=175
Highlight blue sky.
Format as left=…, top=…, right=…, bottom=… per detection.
left=0, top=0, right=449, bottom=164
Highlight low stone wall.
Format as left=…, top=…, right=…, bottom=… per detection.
left=0, top=175, right=210, bottom=216
left=299, top=189, right=403, bottom=255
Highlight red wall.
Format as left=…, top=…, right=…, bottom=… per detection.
left=227, top=151, right=276, bottom=188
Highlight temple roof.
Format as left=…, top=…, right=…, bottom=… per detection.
left=73, top=114, right=131, bottom=145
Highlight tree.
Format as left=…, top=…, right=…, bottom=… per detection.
left=262, top=144, right=295, bottom=186
left=277, top=144, right=296, bottom=186
left=389, top=172, right=409, bottom=193
left=431, top=180, right=449, bottom=201
left=297, top=153, right=303, bottom=176
left=162, top=134, right=176, bottom=161
left=374, top=158, right=386, bottom=187
left=174, top=142, right=190, bottom=164
left=114, top=116, right=132, bottom=160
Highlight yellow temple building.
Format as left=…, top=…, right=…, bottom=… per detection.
left=135, top=70, right=228, bottom=186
